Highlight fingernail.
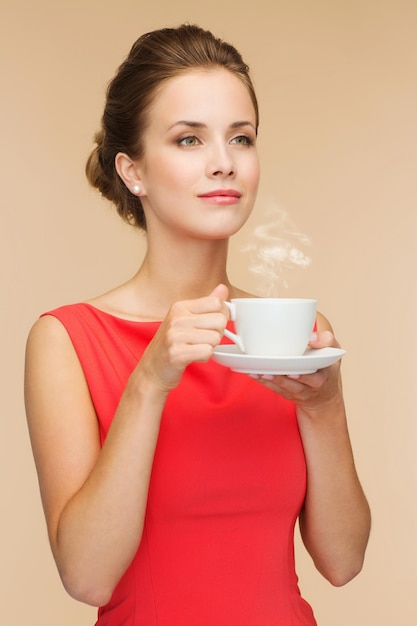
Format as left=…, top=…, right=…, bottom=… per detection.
left=261, top=374, right=274, bottom=381
left=310, top=332, right=317, bottom=342
left=287, top=374, right=300, bottom=380
left=248, top=373, right=259, bottom=379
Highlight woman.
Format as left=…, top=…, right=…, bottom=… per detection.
left=24, top=24, right=371, bottom=625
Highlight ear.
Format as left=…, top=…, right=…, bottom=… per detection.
left=115, top=152, right=146, bottom=195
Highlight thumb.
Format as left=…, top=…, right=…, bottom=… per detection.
left=209, top=283, right=229, bottom=301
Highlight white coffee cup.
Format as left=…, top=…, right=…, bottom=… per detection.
left=224, top=298, right=317, bottom=356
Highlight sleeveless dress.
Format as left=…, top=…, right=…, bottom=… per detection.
left=42, top=303, right=317, bottom=626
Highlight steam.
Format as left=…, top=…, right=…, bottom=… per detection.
left=242, top=202, right=312, bottom=295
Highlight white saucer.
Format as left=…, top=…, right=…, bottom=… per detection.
left=212, top=345, right=346, bottom=375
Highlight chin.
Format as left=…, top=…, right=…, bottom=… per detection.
left=200, top=225, right=244, bottom=241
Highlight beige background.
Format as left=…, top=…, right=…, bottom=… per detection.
left=1, top=1, right=416, bottom=624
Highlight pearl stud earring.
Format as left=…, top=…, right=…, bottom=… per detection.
left=132, top=184, right=141, bottom=194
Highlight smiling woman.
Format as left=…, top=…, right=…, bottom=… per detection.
left=24, top=23, right=370, bottom=626
left=114, top=69, right=259, bottom=241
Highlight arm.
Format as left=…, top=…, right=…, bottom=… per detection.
left=24, top=285, right=229, bottom=606
left=259, top=313, right=371, bottom=586
left=25, top=314, right=169, bottom=607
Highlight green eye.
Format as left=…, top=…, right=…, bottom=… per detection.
left=231, top=135, right=253, bottom=146
left=178, top=136, right=199, bottom=147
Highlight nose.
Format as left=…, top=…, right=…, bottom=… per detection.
left=206, top=142, right=236, bottom=178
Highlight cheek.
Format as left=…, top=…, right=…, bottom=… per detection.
left=241, top=149, right=259, bottom=178
left=246, top=159, right=260, bottom=192
left=155, top=155, right=198, bottom=191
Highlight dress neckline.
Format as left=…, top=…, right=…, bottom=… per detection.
left=80, top=302, right=163, bottom=325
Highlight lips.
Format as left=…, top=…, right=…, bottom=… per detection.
left=199, top=189, right=241, bottom=198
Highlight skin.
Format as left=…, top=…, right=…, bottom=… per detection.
left=24, top=68, right=370, bottom=607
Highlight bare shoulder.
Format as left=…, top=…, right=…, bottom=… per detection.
left=25, top=313, right=85, bottom=387
left=316, top=310, right=334, bottom=333
left=26, top=312, right=72, bottom=351
left=25, top=313, right=98, bottom=436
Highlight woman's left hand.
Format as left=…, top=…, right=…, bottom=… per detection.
left=253, top=328, right=343, bottom=415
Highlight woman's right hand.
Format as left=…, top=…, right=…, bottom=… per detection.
left=136, top=283, right=230, bottom=393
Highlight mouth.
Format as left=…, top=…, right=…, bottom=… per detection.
left=198, top=189, right=242, bottom=205
left=199, top=189, right=241, bottom=198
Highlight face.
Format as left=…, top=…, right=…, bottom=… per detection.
left=134, top=69, right=260, bottom=240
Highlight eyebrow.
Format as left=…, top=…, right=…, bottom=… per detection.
left=169, top=120, right=257, bottom=132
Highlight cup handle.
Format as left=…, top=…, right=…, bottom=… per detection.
left=224, top=302, right=245, bottom=352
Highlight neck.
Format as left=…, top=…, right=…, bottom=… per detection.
left=88, top=232, right=251, bottom=322
left=132, top=236, right=233, bottom=316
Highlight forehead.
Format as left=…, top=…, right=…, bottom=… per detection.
left=148, top=69, right=257, bottom=125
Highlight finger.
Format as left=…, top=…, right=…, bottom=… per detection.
left=197, top=283, right=229, bottom=316
left=308, top=330, right=340, bottom=349
left=257, top=369, right=328, bottom=393
left=175, top=288, right=229, bottom=316
left=168, top=341, right=219, bottom=367
left=168, top=326, right=225, bottom=347
left=253, top=375, right=307, bottom=401
left=168, top=312, right=228, bottom=338
left=208, top=283, right=229, bottom=301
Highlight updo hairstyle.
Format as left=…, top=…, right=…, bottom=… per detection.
left=85, top=24, right=259, bottom=230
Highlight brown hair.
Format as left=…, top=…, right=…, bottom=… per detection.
left=85, top=24, right=259, bottom=230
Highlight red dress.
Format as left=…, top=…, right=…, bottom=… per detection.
left=43, top=303, right=317, bottom=626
